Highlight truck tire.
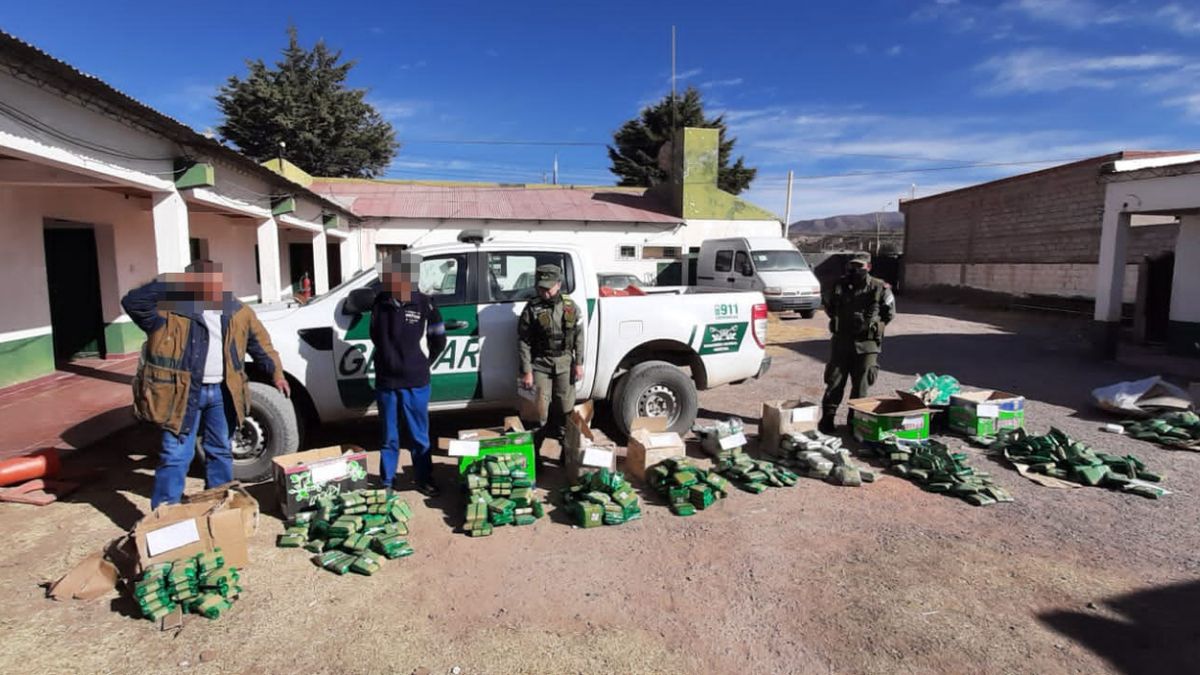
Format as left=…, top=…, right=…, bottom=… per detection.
left=799, top=309, right=816, bottom=319
left=231, top=381, right=300, bottom=483
left=612, top=361, right=699, bottom=437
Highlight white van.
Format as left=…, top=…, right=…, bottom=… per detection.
left=696, top=237, right=822, bottom=317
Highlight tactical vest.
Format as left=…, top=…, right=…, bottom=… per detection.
left=531, top=297, right=579, bottom=357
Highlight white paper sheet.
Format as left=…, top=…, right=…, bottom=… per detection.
left=309, top=458, right=348, bottom=485
left=448, top=440, right=481, bottom=457
left=976, top=403, right=1000, bottom=418
left=791, top=407, right=818, bottom=423
left=719, top=432, right=747, bottom=449
left=145, top=519, right=201, bottom=557
left=648, top=433, right=681, bottom=448
left=901, top=416, right=925, bottom=430
left=582, top=446, right=614, bottom=467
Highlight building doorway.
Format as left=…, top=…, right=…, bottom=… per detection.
left=327, top=243, right=343, bottom=287
left=43, top=225, right=105, bottom=362
left=288, top=243, right=314, bottom=296
left=1144, top=251, right=1174, bottom=344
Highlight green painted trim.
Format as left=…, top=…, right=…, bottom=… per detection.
left=0, top=333, right=56, bottom=388
left=1166, top=320, right=1200, bottom=358
left=174, top=159, right=215, bottom=189
left=103, top=321, right=145, bottom=355
left=271, top=195, right=296, bottom=216
left=322, top=213, right=340, bottom=230
left=653, top=127, right=780, bottom=221
left=261, top=158, right=314, bottom=187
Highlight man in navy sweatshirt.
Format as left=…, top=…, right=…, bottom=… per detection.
left=370, top=253, right=447, bottom=496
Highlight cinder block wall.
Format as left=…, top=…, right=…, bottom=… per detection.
left=901, top=155, right=1178, bottom=299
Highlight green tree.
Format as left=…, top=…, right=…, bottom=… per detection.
left=216, top=27, right=398, bottom=178
left=607, top=86, right=756, bottom=194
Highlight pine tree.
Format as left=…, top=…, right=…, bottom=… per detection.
left=607, top=86, right=756, bottom=194
left=216, top=27, right=398, bottom=178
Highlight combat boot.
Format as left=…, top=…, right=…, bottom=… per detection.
left=819, top=409, right=838, bottom=435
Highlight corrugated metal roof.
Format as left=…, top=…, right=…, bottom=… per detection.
left=0, top=31, right=357, bottom=220
left=310, top=180, right=682, bottom=224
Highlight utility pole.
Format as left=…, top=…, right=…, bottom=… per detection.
left=783, top=170, right=794, bottom=238
left=671, top=26, right=677, bottom=135
left=552, top=153, right=559, bottom=185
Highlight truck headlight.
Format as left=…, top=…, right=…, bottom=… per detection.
left=763, top=287, right=783, bottom=296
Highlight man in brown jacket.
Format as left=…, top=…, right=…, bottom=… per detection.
left=122, top=260, right=287, bottom=508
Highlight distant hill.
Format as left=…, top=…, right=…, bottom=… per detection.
left=789, top=211, right=904, bottom=236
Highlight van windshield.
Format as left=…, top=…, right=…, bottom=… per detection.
left=752, top=250, right=810, bottom=272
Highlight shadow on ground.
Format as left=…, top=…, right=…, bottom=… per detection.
left=1039, top=579, right=1200, bottom=675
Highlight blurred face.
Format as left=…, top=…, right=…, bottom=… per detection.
left=165, top=270, right=224, bottom=303
left=847, top=261, right=870, bottom=279
left=537, top=281, right=561, bottom=300
left=382, top=254, right=420, bottom=301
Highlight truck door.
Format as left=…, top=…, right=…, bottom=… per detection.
left=476, top=250, right=586, bottom=405
left=732, top=249, right=757, bottom=291
left=332, top=252, right=477, bottom=408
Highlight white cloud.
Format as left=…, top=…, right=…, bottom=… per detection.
left=399, top=60, right=428, bottom=71
left=1002, top=0, right=1128, bottom=29
left=674, top=67, right=703, bottom=82
left=368, top=98, right=423, bottom=121
left=887, top=45, right=904, bottom=57
left=977, top=48, right=1182, bottom=94
left=851, top=43, right=869, bottom=55
left=701, top=77, right=744, bottom=88
left=1157, top=3, right=1200, bottom=34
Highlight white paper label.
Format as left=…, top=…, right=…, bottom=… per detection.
left=719, top=432, right=747, bottom=450
left=448, top=440, right=481, bottom=457
left=976, top=403, right=1000, bottom=418
left=582, top=447, right=614, bottom=467
left=308, top=458, right=349, bottom=485
left=145, top=519, right=201, bottom=557
left=901, top=416, right=925, bottom=430
left=791, top=407, right=818, bottom=423
left=648, top=433, right=680, bottom=449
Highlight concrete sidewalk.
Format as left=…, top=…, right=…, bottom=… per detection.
left=0, top=355, right=138, bottom=460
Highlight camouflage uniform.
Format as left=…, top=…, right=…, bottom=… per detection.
left=518, top=265, right=585, bottom=444
left=820, top=253, right=895, bottom=432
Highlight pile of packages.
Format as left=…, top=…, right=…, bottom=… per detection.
left=276, top=489, right=415, bottom=575
left=910, top=373, right=961, bottom=406
left=560, top=467, right=642, bottom=527
left=462, top=453, right=544, bottom=537
left=714, top=448, right=800, bottom=493
left=133, top=549, right=241, bottom=621
left=871, top=438, right=1013, bottom=506
left=990, top=428, right=1167, bottom=498
left=646, top=456, right=731, bottom=516
left=694, top=418, right=747, bottom=456
left=1122, top=411, right=1200, bottom=451
left=779, top=430, right=876, bottom=486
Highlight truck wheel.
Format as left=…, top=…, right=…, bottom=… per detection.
left=799, top=310, right=816, bottom=319
left=613, top=361, right=699, bottom=436
left=231, top=381, right=300, bottom=483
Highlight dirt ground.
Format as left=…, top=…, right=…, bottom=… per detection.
left=3, top=300, right=1199, bottom=675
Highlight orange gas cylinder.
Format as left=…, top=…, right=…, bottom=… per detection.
left=0, top=448, right=61, bottom=487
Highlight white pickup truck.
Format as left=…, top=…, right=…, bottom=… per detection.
left=232, top=241, right=772, bottom=481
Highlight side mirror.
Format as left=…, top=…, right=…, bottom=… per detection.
left=342, top=288, right=376, bottom=315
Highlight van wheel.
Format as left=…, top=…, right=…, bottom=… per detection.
left=231, top=382, right=300, bottom=483
left=799, top=310, right=816, bottom=319
left=612, top=361, right=698, bottom=436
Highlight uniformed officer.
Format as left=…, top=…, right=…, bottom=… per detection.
left=518, top=264, right=585, bottom=449
left=819, top=252, right=895, bottom=434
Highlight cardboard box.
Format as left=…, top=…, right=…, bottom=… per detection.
left=563, top=401, right=619, bottom=480
left=759, top=400, right=820, bottom=456
left=132, top=486, right=259, bottom=574
left=848, top=391, right=933, bottom=443
left=272, top=445, right=369, bottom=518
left=440, top=417, right=537, bottom=481
left=947, top=390, right=1025, bottom=437
left=624, top=417, right=686, bottom=482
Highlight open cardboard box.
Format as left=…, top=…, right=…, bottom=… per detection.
left=132, top=483, right=259, bottom=574
left=439, top=416, right=537, bottom=480
left=563, top=401, right=618, bottom=480
left=848, top=391, right=933, bottom=443
left=624, top=417, right=686, bottom=482
left=759, top=400, right=820, bottom=456
left=272, top=445, right=369, bottom=517
left=947, top=389, right=1026, bottom=437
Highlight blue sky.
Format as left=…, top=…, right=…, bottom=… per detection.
left=3, top=0, right=1199, bottom=219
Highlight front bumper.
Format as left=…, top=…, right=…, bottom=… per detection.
left=755, top=355, right=772, bottom=379
left=766, top=295, right=820, bottom=312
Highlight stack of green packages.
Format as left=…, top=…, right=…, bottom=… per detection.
left=560, top=467, right=641, bottom=527
left=910, top=373, right=961, bottom=405
left=989, top=427, right=1167, bottom=498
left=713, top=448, right=800, bottom=493
left=870, top=437, right=1013, bottom=506
left=461, top=452, right=544, bottom=537
left=132, top=549, right=243, bottom=622
left=276, top=489, right=415, bottom=575
left=779, top=430, right=876, bottom=486
left=1122, top=411, right=1200, bottom=451
left=646, top=456, right=730, bottom=516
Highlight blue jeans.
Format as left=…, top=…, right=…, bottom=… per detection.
left=377, top=385, right=432, bottom=487
left=152, top=383, right=234, bottom=509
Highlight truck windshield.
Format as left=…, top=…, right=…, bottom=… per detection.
left=752, top=250, right=810, bottom=272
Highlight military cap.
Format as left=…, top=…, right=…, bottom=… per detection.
left=847, top=252, right=871, bottom=266
left=536, top=264, right=563, bottom=288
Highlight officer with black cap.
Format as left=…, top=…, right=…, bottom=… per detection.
left=819, top=252, right=895, bottom=434
left=518, top=264, right=585, bottom=449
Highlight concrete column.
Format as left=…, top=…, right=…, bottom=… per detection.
left=313, top=229, right=329, bottom=295
left=151, top=190, right=190, bottom=273
left=256, top=218, right=282, bottom=303
left=340, top=236, right=357, bottom=280
left=1167, top=215, right=1200, bottom=356
left=1091, top=207, right=1130, bottom=358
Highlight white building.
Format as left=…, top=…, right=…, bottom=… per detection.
left=0, top=33, right=362, bottom=388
